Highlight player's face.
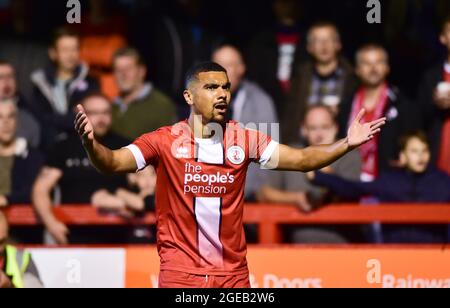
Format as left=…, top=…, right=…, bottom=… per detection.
left=0, top=102, right=17, bottom=145
left=302, top=108, right=337, bottom=146
left=186, top=72, right=231, bottom=124
left=356, top=49, right=390, bottom=87
left=400, top=138, right=430, bottom=174
left=440, top=23, right=450, bottom=51
left=0, top=65, right=17, bottom=100
left=82, top=97, right=112, bottom=137
left=113, top=56, right=146, bottom=94
left=49, top=37, right=80, bottom=73
left=307, top=27, right=341, bottom=64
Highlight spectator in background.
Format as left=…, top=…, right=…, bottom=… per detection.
left=0, top=60, right=40, bottom=148
left=246, top=0, right=305, bottom=115
left=0, top=211, right=43, bottom=288
left=309, top=131, right=450, bottom=243
left=0, top=99, right=42, bottom=208
left=111, top=48, right=177, bottom=141
left=32, top=94, right=153, bottom=245
left=257, top=105, right=361, bottom=243
left=283, top=22, right=357, bottom=144
left=30, top=28, right=99, bottom=150
left=212, top=44, right=279, bottom=200
left=418, top=15, right=450, bottom=175
left=338, top=44, right=420, bottom=182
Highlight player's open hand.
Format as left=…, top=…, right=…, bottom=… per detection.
left=75, top=104, right=94, bottom=145
left=347, top=109, right=386, bottom=149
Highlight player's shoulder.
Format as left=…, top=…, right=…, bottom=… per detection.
left=140, top=121, right=188, bottom=139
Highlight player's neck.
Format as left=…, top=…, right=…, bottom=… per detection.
left=188, top=114, right=221, bottom=139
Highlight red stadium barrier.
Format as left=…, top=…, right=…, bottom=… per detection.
left=4, top=204, right=450, bottom=244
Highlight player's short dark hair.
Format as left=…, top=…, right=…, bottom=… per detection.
left=185, top=62, right=227, bottom=88
left=399, top=131, right=429, bottom=151
left=112, top=47, right=146, bottom=67
left=51, top=27, right=79, bottom=48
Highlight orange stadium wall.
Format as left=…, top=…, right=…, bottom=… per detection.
left=27, top=246, right=450, bottom=288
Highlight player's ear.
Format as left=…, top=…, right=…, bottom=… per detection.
left=183, top=89, right=194, bottom=106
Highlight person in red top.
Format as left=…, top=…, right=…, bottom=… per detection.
left=338, top=44, right=420, bottom=182
left=74, top=62, right=385, bottom=288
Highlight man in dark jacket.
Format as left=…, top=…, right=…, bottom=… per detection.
left=30, top=28, right=99, bottom=150
left=338, top=44, right=421, bottom=181
left=282, top=22, right=358, bottom=144
left=309, top=131, right=450, bottom=243
left=417, top=15, right=450, bottom=174
left=0, top=99, right=42, bottom=208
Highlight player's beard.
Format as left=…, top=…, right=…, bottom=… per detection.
left=209, top=107, right=228, bottom=125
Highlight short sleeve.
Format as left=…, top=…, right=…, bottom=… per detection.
left=247, top=129, right=279, bottom=167
left=125, top=130, right=161, bottom=171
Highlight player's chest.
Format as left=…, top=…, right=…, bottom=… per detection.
left=161, top=141, right=249, bottom=195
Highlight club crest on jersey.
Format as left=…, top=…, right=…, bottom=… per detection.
left=227, top=146, right=245, bottom=165
left=175, top=146, right=190, bottom=159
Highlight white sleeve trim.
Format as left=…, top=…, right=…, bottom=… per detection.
left=124, top=144, right=147, bottom=171
left=259, top=140, right=279, bottom=167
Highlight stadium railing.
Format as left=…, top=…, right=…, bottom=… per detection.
left=4, top=204, right=450, bottom=244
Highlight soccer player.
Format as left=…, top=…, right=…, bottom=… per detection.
left=74, top=62, right=385, bottom=288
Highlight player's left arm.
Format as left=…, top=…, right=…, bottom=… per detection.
left=266, top=109, right=386, bottom=172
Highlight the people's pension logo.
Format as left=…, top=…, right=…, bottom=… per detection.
left=367, top=0, right=381, bottom=24
left=66, top=0, right=81, bottom=24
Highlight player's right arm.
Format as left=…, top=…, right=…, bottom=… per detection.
left=74, top=105, right=137, bottom=174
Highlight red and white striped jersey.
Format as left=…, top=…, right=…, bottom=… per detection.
left=126, top=120, right=278, bottom=276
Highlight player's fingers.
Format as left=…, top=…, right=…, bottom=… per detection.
left=370, top=128, right=381, bottom=135
left=78, top=120, right=88, bottom=134
left=370, top=117, right=386, bottom=127
left=76, top=115, right=87, bottom=129
left=355, top=108, right=366, bottom=123
left=75, top=110, right=84, bottom=121
left=81, top=129, right=92, bottom=139
left=371, top=121, right=385, bottom=131
left=76, top=104, right=85, bottom=114
left=74, top=114, right=86, bottom=129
